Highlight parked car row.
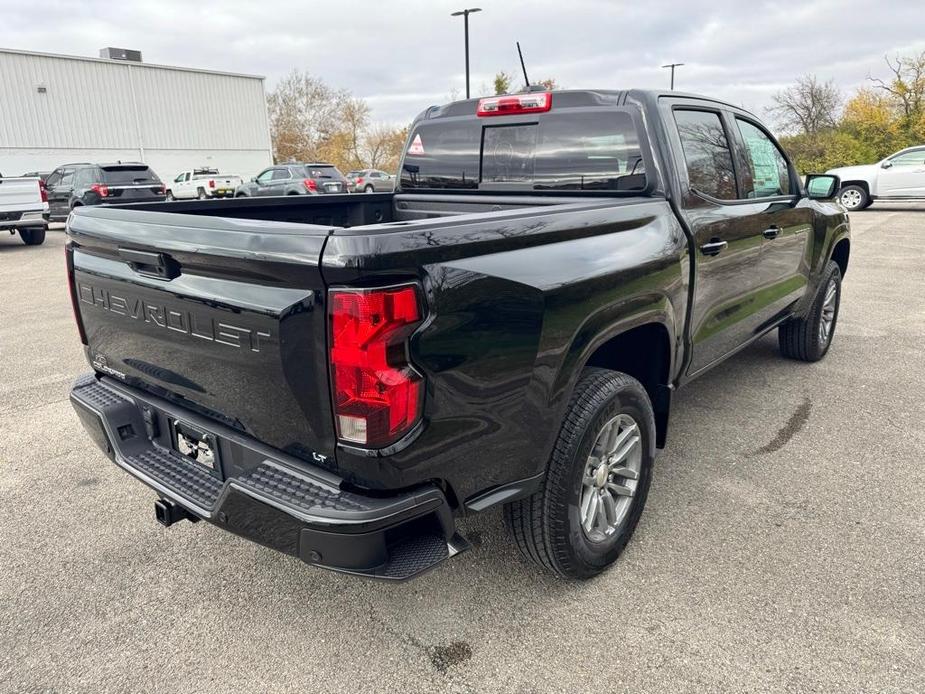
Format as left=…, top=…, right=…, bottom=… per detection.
left=7, top=160, right=396, bottom=224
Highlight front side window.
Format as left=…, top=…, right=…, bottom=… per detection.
left=887, top=149, right=925, bottom=166
left=58, top=169, right=76, bottom=187
left=674, top=109, right=737, bottom=200
left=272, top=169, right=290, bottom=180
left=735, top=119, right=792, bottom=198
left=255, top=169, right=274, bottom=183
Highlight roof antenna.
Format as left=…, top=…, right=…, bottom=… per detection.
left=516, top=41, right=530, bottom=88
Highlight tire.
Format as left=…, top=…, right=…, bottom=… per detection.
left=19, top=227, right=46, bottom=245
left=778, top=260, right=842, bottom=362
left=838, top=184, right=869, bottom=211
left=166, top=190, right=175, bottom=201
left=364, top=185, right=375, bottom=193
left=504, top=368, right=655, bottom=579
left=197, top=188, right=207, bottom=200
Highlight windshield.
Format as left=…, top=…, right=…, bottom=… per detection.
left=400, top=109, right=647, bottom=192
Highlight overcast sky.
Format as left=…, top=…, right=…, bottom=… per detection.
left=3, top=0, right=924, bottom=128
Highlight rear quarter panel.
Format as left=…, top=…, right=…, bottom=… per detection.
left=322, top=199, right=688, bottom=503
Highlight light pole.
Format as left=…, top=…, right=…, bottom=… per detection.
left=661, top=63, right=684, bottom=90
left=451, top=7, right=481, bottom=99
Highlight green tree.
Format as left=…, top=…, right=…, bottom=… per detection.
left=493, top=71, right=513, bottom=95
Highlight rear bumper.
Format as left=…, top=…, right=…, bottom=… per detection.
left=0, top=210, right=47, bottom=229
left=70, top=374, right=466, bottom=580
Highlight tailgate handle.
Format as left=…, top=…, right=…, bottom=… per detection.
left=118, top=248, right=179, bottom=280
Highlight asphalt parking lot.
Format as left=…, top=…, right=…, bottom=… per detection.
left=1, top=208, right=923, bottom=693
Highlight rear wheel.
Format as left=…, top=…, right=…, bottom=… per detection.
left=779, top=260, right=842, bottom=362
left=19, top=227, right=46, bottom=245
left=504, top=368, right=655, bottom=579
left=364, top=185, right=375, bottom=193
left=197, top=188, right=207, bottom=200
left=838, top=185, right=869, bottom=211
left=166, top=190, right=175, bottom=201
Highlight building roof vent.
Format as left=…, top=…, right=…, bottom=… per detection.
left=99, top=47, right=142, bottom=62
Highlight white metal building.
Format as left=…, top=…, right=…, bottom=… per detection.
left=0, top=48, right=273, bottom=180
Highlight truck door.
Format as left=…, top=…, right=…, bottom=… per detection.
left=876, top=148, right=925, bottom=197
left=728, top=117, right=814, bottom=329
left=665, top=105, right=768, bottom=374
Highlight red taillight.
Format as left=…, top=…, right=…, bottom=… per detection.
left=65, top=244, right=88, bottom=345
left=39, top=180, right=48, bottom=203
left=208, top=179, right=216, bottom=188
left=477, top=91, right=552, bottom=117
left=304, top=178, right=318, bottom=192
left=90, top=183, right=109, bottom=197
left=355, top=177, right=364, bottom=186
left=329, top=285, right=423, bottom=447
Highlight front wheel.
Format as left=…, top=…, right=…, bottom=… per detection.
left=838, top=185, right=869, bottom=211
left=779, top=260, right=842, bottom=362
left=364, top=185, right=375, bottom=193
left=504, top=368, right=655, bottom=579
left=19, top=227, right=46, bottom=245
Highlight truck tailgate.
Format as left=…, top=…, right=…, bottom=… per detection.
left=66, top=207, right=337, bottom=464
left=0, top=177, right=43, bottom=215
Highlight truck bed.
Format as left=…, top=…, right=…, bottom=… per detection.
left=124, top=191, right=629, bottom=230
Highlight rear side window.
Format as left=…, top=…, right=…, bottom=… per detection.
left=401, top=110, right=647, bottom=192
left=734, top=119, right=792, bottom=198
left=673, top=109, right=737, bottom=200
left=101, top=166, right=160, bottom=185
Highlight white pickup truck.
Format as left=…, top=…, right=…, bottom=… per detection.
left=0, top=176, right=49, bottom=245
left=828, top=145, right=925, bottom=210
left=165, top=168, right=243, bottom=200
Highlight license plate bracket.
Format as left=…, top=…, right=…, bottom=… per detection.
left=171, top=420, right=220, bottom=475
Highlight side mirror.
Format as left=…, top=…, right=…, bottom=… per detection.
left=805, top=174, right=840, bottom=200
left=251, top=176, right=257, bottom=183
left=881, top=160, right=893, bottom=169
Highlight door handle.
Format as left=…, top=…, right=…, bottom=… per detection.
left=763, top=226, right=782, bottom=239
left=700, top=238, right=728, bottom=256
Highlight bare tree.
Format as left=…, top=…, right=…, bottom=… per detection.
left=266, top=69, right=359, bottom=163
left=768, top=74, right=841, bottom=135
left=868, top=51, right=925, bottom=121
left=363, top=124, right=409, bottom=171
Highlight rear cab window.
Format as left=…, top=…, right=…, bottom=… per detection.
left=400, top=101, right=649, bottom=193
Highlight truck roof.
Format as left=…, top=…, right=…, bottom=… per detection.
left=420, top=88, right=760, bottom=122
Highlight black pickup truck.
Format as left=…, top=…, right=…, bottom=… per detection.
left=66, top=90, right=850, bottom=580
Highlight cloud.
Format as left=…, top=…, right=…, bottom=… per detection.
left=3, top=0, right=924, bottom=127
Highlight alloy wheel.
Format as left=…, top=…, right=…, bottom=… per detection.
left=579, top=413, right=642, bottom=542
